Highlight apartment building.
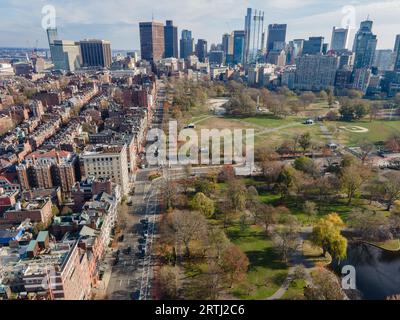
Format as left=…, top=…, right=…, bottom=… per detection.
left=80, top=144, right=129, bottom=195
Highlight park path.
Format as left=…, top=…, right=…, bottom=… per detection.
left=267, top=227, right=313, bottom=300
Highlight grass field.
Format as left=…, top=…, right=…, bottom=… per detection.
left=328, top=120, right=400, bottom=147
left=280, top=279, right=306, bottom=300
left=227, top=224, right=288, bottom=300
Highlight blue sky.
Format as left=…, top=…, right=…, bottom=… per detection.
left=0, top=0, right=399, bottom=50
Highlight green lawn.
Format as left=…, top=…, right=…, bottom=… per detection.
left=329, top=119, right=400, bottom=147
left=280, top=279, right=306, bottom=300
left=226, top=224, right=288, bottom=300
left=239, top=115, right=300, bottom=128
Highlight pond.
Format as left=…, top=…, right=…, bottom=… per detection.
left=337, top=242, right=400, bottom=300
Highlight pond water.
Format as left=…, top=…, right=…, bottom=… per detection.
left=337, top=242, right=400, bottom=300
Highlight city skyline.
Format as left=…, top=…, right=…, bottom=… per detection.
left=0, top=0, right=400, bottom=50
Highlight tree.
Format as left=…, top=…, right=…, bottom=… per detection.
left=298, top=132, right=311, bottom=154
left=276, top=166, right=295, bottom=199
left=385, top=134, right=400, bottom=152
left=299, top=91, right=316, bottom=109
left=254, top=203, right=278, bottom=236
left=194, top=177, right=217, bottom=197
left=293, top=156, right=318, bottom=177
left=340, top=165, right=371, bottom=205
left=159, top=266, right=181, bottom=299
left=304, top=267, right=345, bottom=300
left=310, top=213, right=347, bottom=262
left=272, top=215, right=300, bottom=263
left=381, top=172, right=400, bottom=211
left=220, top=244, right=249, bottom=288
left=359, top=140, right=374, bottom=164
left=369, top=102, right=380, bottom=121
left=348, top=209, right=391, bottom=241
left=246, top=186, right=259, bottom=210
left=303, top=201, right=317, bottom=216
left=159, top=176, right=179, bottom=210
left=226, top=92, right=257, bottom=117
left=191, top=192, right=215, bottom=218
left=226, top=178, right=247, bottom=212
left=318, top=90, right=328, bottom=100
left=166, top=210, right=208, bottom=257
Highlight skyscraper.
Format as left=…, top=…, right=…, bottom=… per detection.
left=139, top=21, right=165, bottom=62
left=266, top=24, right=287, bottom=53
left=46, top=28, right=58, bottom=62
left=46, top=28, right=58, bottom=47
left=180, top=30, right=194, bottom=59
left=244, top=8, right=265, bottom=64
left=233, top=30, right=246, bottom=65
left=164, top=20, right=178, bottom=58
left=393, top=35, right=400, bottom=72
left=79, top=39, right=112, bottom=68
left=222, top=33, right=234, bottom=63
left=195, top=39, right=208, bottom=63
left=331, top=27, right=349, bottom=51
left=287, top=39, right=304, bottom=64
left=302, top=37, right=324, bottom=55
left=394, top=35, right=400, bottom=56
left=353, top=20, right=378, bottom=69
left=52, top=40, right=82, bottom=72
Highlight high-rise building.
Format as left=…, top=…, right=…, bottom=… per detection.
left=393, top=35, right=400, bottom=72
left=266, top=24, right=287, bottom=53
left=394, top=35, right=400, bottom=56
left=294, top=54, right=339, bottom=90
left=233, top=30, right=246, bottom=65
left=373, top=49, right=394, bottom=72
left=52, top=40, right=82, bottom=72
left=209, top=51, right=225, bottom=65
left=81, top=144, right=129, bottom=195
left=164, top=20, right=178, bottom=58
left=244, top=8, right=265, bottom=64
left=46, top=28, right=58, bottom=61
left=302, top=37, right=324, bottom=55
left=331, top=27, right=349, bottom=51
left=222, top=33, right=234, bottom=63
left=195, top=39, right=208, bottom=63
left=353, top=20, right=378, bottom=70
left=266, top=49, right=286, bottom=67
left=287, top=39, right=304, bottom=64
left=139, top=21, right=165, bottom=62
left=180, top=29, right=194, bottom=59
left=79, top=39, right=112, bottom=68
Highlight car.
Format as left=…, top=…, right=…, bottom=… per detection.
left=140, top=219, right=149, bottom=225
left=136, top=251, right=145, bottom=258
left=117, top=234, right=124, bottom=242
left=131, top=290, right=140, bottom=300
left=124, top=246, right=132, bottom=254
left=138, top=237, right=146, bottom=244
left=112, top=257, right=119, bottom=266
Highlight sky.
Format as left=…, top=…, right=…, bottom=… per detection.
left=0, top=0, right=399, bottom=50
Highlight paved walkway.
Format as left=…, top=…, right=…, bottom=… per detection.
left=267, top=227, right=313, bottom=300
